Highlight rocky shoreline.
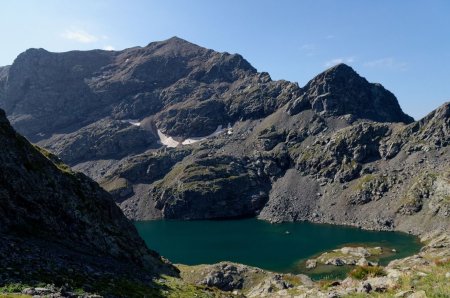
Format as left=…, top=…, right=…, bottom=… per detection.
left=305, top=246, right=384, bottom=269
left=175, top=230, right=450, bottom=297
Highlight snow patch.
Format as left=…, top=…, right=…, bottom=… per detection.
left=182, top=125, right=224, bottom=145
left=157, top=123, right=233, bottom=147
left=226, top=123, right=233, bottom=135
left=157, top=130, right=180, bottom=148
left=121, top=119, right=141, bottom=126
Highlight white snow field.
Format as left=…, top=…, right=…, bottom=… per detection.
left=157, top=124, right=233, bottom=147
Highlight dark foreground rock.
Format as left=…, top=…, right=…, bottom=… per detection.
left=0, top=108, right=176, bottom=297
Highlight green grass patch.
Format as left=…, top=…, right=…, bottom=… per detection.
left=101, top=177, right=129, bottom=192
left=33, top=145, right=73, bottom=174
left=395, top=263, right=450, bottom=298
left=353, top=174, right=376, bottom=191
left=348, top=266, right=386, bottom=280
left=281, top=274, right=303, bottom=287
left=0, top=283, right=31, bottom=294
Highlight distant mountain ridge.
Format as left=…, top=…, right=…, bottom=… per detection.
left=0, top=37, right=411, bottom=142
left=0, top=37, right=448, bottom=236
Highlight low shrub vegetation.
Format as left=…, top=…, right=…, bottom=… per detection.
left=348, top=265, right=386, bottom=280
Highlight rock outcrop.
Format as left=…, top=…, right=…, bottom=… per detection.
left=150, top=155, right=271, bottom=219
left=178, top=262, right=311, bottom=296
left=308, top=246, right=382, bottom=267
left=38, top=118, right=157, bottom=164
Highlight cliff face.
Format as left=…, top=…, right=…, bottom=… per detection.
left=0, top=108, right=175, bottom=293
left=0, top=37, right=448, bottom=235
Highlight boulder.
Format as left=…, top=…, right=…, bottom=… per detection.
left=306, top=259, right=317, bottom=269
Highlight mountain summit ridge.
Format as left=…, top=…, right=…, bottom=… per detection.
left=0, top=37, right=448, bottom=236
left=0, top=38, right=411, bottom=142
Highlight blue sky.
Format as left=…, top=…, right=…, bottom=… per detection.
left=1, top=0, right=449, bottom=119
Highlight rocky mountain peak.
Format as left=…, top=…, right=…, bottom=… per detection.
left=288, top=63, right=413, bottom=123
left=0, top=37, right=280, bottom=141
left=147, top=36, right=197, bottom=48
left=411, top=101, right=450, bottom=146
left=138, top=37, right=256, bottom=75
left=142, top=36, right=208, bottom=57
left=426, top=101, right=450, bottom=121
left=322, top=63, right=357, bottom=76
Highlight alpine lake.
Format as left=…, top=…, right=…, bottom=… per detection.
left=135, top=218, right=421, bottom=280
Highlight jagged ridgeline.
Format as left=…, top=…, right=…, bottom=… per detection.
left=0, top=109, right=177, bottom=295
left=0, top=37, right=448, bottom=236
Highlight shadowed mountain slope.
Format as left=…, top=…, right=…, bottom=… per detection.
left=0, top=108, right=176, bottom=295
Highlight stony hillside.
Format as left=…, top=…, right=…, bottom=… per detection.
left=0, top=37, right=448, bottom=236
left=0, top=108, right=178, bottom=296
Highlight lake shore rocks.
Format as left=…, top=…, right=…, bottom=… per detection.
left=177, top=262, right=313, bottom=296
left=176, top=230, right=450, bottom=297
left=21, top=285, right=102, bottom=298
left=308, top=246, right=383, bottom=268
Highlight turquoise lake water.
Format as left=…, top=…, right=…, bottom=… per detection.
left=135, top=219, right=421, bottom=279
